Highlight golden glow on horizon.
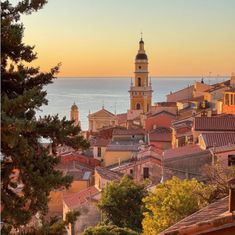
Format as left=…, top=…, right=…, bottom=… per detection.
left=19, top=0, right=235, bottom=77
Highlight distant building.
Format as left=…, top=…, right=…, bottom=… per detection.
left=166, top=82, right=211, bottom=103
left=94, top=166, right=123, bottom=190
left=110, top=147, right=162, bottom=185
left=63, top=186, right=101, bottom=235
left=70, top=102, right=81, bottom=127
left=93, top=138, right=110, bottom=161
left=149, top=127, right=172, bottom=151
left=88, top=107, right=117, bottom=132
left=223, top=88, right=235, bottom=115
left=129, top=37, right=153, bottom=113
left=162, top=145, right=211, bottom=181
left=150, top=102, right=178, bottom=115
left=103, top=128, right=147, bottom=166
left=144, top=110, right=176, bottom=132
left=203, top=79, right=230, bottom=111
left=171, top=117, right=194, bottom=148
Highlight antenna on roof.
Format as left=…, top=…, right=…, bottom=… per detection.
left=114, top=102, right=117, bottom=115
left=102, top=100, right=104, bottom=109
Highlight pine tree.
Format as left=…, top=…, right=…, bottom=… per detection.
left=1, top=0, right=89, bottom=232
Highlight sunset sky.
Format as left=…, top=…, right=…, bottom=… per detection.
left=17, top=0, right=235, bottom=77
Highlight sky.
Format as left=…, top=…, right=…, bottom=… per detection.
left=15, top=0, right=235, bottom=77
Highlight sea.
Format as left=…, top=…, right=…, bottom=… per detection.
left=38, top=76, right=228, bottom=130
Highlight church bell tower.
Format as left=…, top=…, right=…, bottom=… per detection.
left=70, top=102, right=81, bottom=127
left=129, top=36, right=153, bottom=113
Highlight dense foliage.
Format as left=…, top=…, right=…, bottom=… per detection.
left=1, top=0, right=89, bottom=232
left=83, top=225, right=139, bottom=235
left=202, top=163, right=235, bottom=202
left=142, top=177, right=213, bottom=235
left=98, top=176, right=147, bottom=232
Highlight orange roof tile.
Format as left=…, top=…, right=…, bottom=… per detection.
left=160, top=197, right=234, bottom=235
left=194, top=117, right=235, bottom=131
left=63, top=186, right=99, bottom=209
left=113, top=128, right=146, bottom=136
left=201, top=133, right=235, bottom=148
left=163, top=145, right=205, bottom=160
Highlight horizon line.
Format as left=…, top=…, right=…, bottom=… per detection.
left=57, top=75, right=231, bottom=78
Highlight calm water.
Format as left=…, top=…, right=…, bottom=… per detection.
left=38, top=76, right=227, bottom=130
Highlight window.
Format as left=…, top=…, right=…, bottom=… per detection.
left=136, top=103, right=141, bottom=110
left=130, top=169, right=133, bottom=175
left=143, top=167, right=149, bottom=179
left=138, top=77, right=141, bottom=87
left=228, top=155, right=235, bottom=166
left=97, top=147, right=101, bottom=157
left=225, top=93, right=229, bottom=105
left=138, top=66, right=141, bottom=69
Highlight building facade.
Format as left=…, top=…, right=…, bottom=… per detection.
left=88, top=107, right=117, bottom=132
left=129, top=37, right=152, bottom=113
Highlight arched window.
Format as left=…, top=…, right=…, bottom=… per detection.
left=136, top=103, right=141, bottom=110
left=138, top=77, right=141, bottom=87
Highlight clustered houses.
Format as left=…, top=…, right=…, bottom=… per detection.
left=47, top=39, right=235, bottom=234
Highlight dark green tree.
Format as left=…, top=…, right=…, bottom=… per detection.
left=1, top=0, right=89, bottom=232
left=83, top=225, right=139, bottom=235
left=98, top=176, right=147, bottom=232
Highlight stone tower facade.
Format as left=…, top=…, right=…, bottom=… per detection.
left=129, top=37, right=153, bottom=113
left=70, top=102, right=80, bottom=127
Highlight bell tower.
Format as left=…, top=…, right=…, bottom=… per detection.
left=70, top=102, right=81, bottom=127
left=129, top=36, right=153, bottom=113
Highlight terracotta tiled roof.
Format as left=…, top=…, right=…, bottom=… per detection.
left=95, top=166, right=123, bottom=181
left=154, top=102, right=177, bottom=107
left=59, top=152, right=100, bottom=168
left=167, top=85, right=194, bottom=96
left=163, top=145, right=205, bottom=160
left=160, top=197, right=234, bottom=235
left=210, top=144, right=235, bottom=154
left=63, top=186, right=99, bottom=209
left=225, top=87, right=235, bottom=92
left=150, top=127, right=172, bottom=134
left=148, top=110, right=176, bottom=118
left=194, top=116, right=235, bottom=131
left=149, top=127, right=172, bottom=142
left=201, top=133, right=235, bottom=148
left=106, top=141, right=142, bottom=152
left=205, top=79, right=230, bottom=92
left=93, top=138, right=110, bottom=147
left=91, top=126, right=126, bottom=140
left=112, top=128, right=146, bottom=136
left=117, top=113, right=127, bottom=124
left=178, top=95, right=204, bottom=103
left=149, top=132, right=172, bottom=142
